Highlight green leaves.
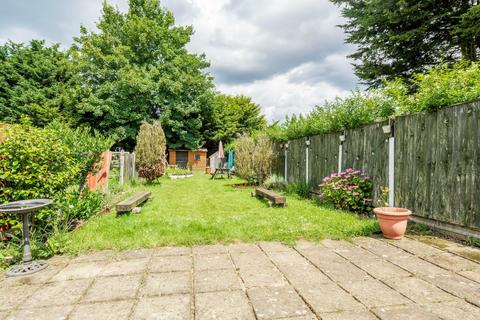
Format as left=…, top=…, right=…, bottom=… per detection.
left=71, top=0, right=214, bottom=149
left=0, top=40, right=79, bottom=127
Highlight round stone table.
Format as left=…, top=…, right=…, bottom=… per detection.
left=0, top=199, right=53, bottom=277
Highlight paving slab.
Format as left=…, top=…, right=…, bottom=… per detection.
left=194, top=253, right=233, bottom=270
left=148, top=255, right=191, bottom=273
left=153, top=246, right=191, bottom=256
left=82, top=274, right=141, bottom=302
left=228, top=243, right=263, bottom=254
left=320, top=239, right=355, bottom=249
left=352, top=259, right=412, bottom=280
left=353, top=237, right=411, bottom=259
left=248, top=286, right=311, bottom=319
left=372, top=305, right=440, bottom=320
left=237, top=266, right=288, bottom=288
left=423, top=252, right=480, bottom=272
left=112, top=248, right=154, bottom=261
left=341, top=279, right=411, bottom=308
left=5, top=305, right=74, bottom=320
left=70, top=250, right=114, bottom=263
left=0, top=284, right=40, bottom=311
left=22, top=279, right=91, bottom=308
left=193, top=244, right=227, bottom=255
left=69, top=300, right=135, bottom=320
left=422, top=273, right=480, bottom=306
left=387, top=238, right=444, bottom=257
left=51, top=261, right=106, bottom=281
left=258, top=241, right=292, bottom=253
left=141, top=271, right=191, bottom=296
left=294, top=240, right=322, bottom=251
left=295, top=282, right=365, bottom=314
left=319, top=310, right=377, bottom=320
left=267, top=251, right=313, bottom=267
left=458, top=269, right=480, bottom=283
left=132, top=294, right=191, bottom=320
left=101, top=258, right=149, bottom=276
left=275, top=263, right=332, bottom=287
left=383, top=276, right=456, bottom=303
left=423, top=300, right=480, bottom=320
left=230, top=252, right=274, bottom=269
left=195, top=291, right=255, bottom=320
left=387, top=254, right=451, bottom=277
left=195, top=269, right=243, bottom=292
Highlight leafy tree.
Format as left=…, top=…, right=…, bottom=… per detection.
left=71, top=0, right=214, bottom=149
left=209, top=94, right=266, bottom=145
left=134, top=121, right=166, bottom=181
left=331, top=0, right=480, bottom=86
left=0, top=40, right=78, bottom=126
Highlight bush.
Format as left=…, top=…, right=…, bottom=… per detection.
left=234, top=133, right=274, bottom=185
left=319, top=169, right=373, bottom=214
left=134, top=121, right=167, bottom=181
left=0, top=122, right=111, bottom=265
left=263, top=174, right=287, bottom=191
left=286, top=182, right=313, bottom=199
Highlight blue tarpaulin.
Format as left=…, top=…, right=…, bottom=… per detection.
left=227, top=150, right=234, bottom=169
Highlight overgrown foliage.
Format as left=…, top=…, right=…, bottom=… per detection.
left=0, top=123, right=110, bottom=265
left=319, top=169, right=373, bottom=215
left=270, top=61, right=480, bottom=141
left=0, top=40, right=79, bottom=126
left=331, top=0, right=480, bottom=86
left=235, top=134, right=274, bottom=185
left=134, top=121, right=167, bottom=181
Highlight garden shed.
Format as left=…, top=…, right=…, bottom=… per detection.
left=168, top=148, right=208, bottom=170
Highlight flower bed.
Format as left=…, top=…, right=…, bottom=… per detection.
left=319, top=168, right=373, bottom=214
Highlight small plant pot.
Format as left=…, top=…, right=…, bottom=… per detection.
left=373, top=207, right=412, bottom=240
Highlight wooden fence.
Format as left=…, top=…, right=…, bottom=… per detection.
left=273, top=101, right=480, bottom=235
left=111, top=151, right=137, bottom=186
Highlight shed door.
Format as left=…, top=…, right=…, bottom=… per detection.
left=176, top=151, right=188, bottom=168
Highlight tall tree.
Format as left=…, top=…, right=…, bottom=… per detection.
left=209, top=94, right=266, bottom=145
left=0, top=40, right=79, bottom=126
left=71, top=0, right=214, bottom=149
left=331, top=0, right=480, bottom=87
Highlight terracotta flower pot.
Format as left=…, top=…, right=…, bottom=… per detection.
left=373, top=207, right=412, bottom=240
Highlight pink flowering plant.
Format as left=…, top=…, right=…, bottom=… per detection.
left=319, top=168, right=373, bottom=214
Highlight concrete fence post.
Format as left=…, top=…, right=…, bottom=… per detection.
left=284, top=143, right=288, bottom=183
left=305, top=138, right=310, bottom=184
left=338, top=133, right=345, bottom=173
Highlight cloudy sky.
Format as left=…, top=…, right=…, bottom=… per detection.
left=0, top=0, right=358, bottom=122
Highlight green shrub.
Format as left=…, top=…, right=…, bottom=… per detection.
left=234, top=133, right=274, bottom=185
left=0, top=123, right=111, bottom=265
left=134, top=121, right=167, bottom=181
left=319, top=169, right=373, bottom=214
left=263, top=174, right=287, bottom=191
left=286, top=182, right=313, bottom=199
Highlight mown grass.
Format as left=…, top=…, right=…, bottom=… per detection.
left=66, top=173, right=379, bottom=252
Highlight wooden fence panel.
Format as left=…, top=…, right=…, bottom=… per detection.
left=308, top=132, right=339, bottom=188
left=395, top=101, right=480, bottom=229
left=343, top=122, right=388, bottom=204
left=286, top=137, right=307, bottom=183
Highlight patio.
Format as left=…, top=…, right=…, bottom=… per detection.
left=1, top=236, right=479, bottom=320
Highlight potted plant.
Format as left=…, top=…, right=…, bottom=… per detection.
left=374, top=186, right=411, bottom=239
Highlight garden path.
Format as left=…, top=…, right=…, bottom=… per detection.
left=1, top=237, right=480, bottom=320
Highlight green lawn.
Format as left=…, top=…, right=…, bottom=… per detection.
left=66, top=173, right=379, bottom=252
